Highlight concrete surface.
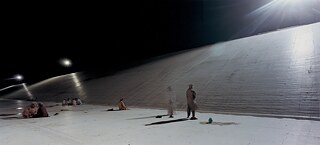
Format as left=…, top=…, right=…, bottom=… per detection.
left=0, top=101, right=319, bottom=145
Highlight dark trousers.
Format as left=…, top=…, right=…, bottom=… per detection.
left=187, top=104, right=195, bottom=118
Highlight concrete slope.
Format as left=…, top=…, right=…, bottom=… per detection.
left=4, top=22, right=320, bottom=118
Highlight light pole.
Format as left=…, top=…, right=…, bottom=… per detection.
left=58, top=58, right=86, bottom=99
left=0, top=74, right=24, bottom=92
left=0, top=74, right=33, bottom=100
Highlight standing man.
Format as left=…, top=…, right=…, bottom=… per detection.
left=167, top=86, right=176, bottom=118
left=186, top=84, right=197, bottom=120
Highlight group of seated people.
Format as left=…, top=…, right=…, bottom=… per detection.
left=22, top=102, right=49, bottom=118
left=22, top=97, right=125, bottom=118
left=22, top=97, right=126, bottom=118
left=62, top=97, right=82, bottom=106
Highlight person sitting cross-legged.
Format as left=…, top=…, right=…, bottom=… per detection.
left=33, top=102, right=49, bottom=118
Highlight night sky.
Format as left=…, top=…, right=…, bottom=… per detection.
left=1, top=0, right=319, bottom=91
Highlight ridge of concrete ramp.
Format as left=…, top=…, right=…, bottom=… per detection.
left=3, top=22, right=320, bottom=119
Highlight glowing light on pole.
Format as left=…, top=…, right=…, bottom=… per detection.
left=0, top=74, right=33, bottom=100
left=14, top=74, right=23, bottom=81
left=60, top=58, right=72, bottom=67
left=234, top=0, right=316, bottom=38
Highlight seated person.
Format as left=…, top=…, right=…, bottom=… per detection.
left=72, top=98, right=77, bottom=106
left=67, top=98, right=73, bottom=105
left=76, top=98, right=82, bottom=105
left=117, top=98, right=127, bottom=110
left=33, top=102, right=49, bottom=118
left=22, top=102, right=38, bottom=118
left=62, top=98, right=67, bottom=106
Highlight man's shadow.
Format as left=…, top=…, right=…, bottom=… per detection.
left=145, top=118, right=189, bottom=126
left=127, top=114, right=169, bottom=120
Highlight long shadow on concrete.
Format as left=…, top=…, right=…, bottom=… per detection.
left=145, top=118, right=189, bottom=126
left=128, top=114, right=169, bottom=120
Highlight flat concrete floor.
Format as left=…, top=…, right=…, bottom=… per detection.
left=0, top=101, right=319, bottom=145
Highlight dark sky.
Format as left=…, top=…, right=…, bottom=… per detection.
left=1, top=0, right=319, bottom=90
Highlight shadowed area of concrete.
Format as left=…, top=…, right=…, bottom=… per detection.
left=3, top=22, right=320, bottom=118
